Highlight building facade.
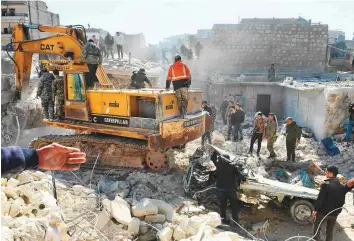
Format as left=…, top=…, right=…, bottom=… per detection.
left=1, top=0, right=59, bottom=46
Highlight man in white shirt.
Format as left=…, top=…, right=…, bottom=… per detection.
left=114, top=32, right=124, bottom=59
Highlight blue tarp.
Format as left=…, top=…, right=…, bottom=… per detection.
left=321, top=137, right=340, bottom=156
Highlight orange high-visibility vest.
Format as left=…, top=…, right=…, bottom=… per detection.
left=167, top=61, right=191, bottom=81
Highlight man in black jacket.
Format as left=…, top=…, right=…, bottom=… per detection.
left=211, top=150, right=247, bottom=224
left=130, top=68, right=152, bottom=89
left=346, top=102, right=354, bottom=142
left=233, top=104, right=245, bottom=141
left=312, top=166, right=353, bottom=241
left=220, top=96, right=229, bottom=125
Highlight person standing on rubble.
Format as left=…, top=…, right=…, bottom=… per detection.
left=285, top=117, right=301, bottom=162
left=195, top=41, right=203, bottom=59
left=268, top=64, right=276, bottom=82
left=312, top=166, right=354, bottom=241
left=104, top=33, right=114, bottom=59
left=130, top=68, right=152, bottom=89
left=166, top=55, right=191, bottom=118
left=248, top=112, right=266, bottom=157
left=225, top=101, right=235, bottom=126
left=80, top=39, right=102, bottom=88
left=210, top=149, right=247, bottom=225
left=346, top=102, right=354, bottom=142
left=220, top=96, right=229, bottom=125
left=52, top=69, right=65, bottom=120
left=201, top=101, right=213, bottom=147
left=37, top=67, right=55, bottom=120
left=265, top=113, right=278, bottom=158
left=114, top=32, right=124, bottom=59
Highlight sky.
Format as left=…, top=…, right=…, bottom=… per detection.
left=46, top=0, right=354, bottom=44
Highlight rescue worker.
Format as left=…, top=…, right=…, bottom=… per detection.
left=166, top=55, right=191, bottom=118
left=52, top=69, right=64, bottom=120
left=130, top=68, right=152, bottom=89
left=285, top=117, right=301, bottom=162
left=346, top=102, right=354, bottom=142
left=312, top=166, right=353, bottom=241
left=268, top=64, right=276, bottom=82
left=80, top=39, right=102, bottom=88
left=195, top=41, right=203, bottom=59
left=104, top=33, right=114, bottom=59
left=248, top=112, right=266, bottom=157
left=220, top=95, right=229, bottom=125
left=114, top=32, right=124, bottom=59
left=225, top=101, right=235, bottom=126
left=233, top=104, right=245, bottom=141
left=1, top=144, right=86, bottom=176
left=210, top=149, right=247, bottom=225
left=227, top=106, right=237, bottom=141
left=201, top=101, right=213, bottom=147
left=37, top=67, right=55, bottom=120
left=265, top=113, right=277, bottom=158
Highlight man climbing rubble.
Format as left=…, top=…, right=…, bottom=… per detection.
left=52, top=69, right=64, bottom=120
left=248, top=112, right=266, bottom=157
left=1, top=144, right=86, bottom=176
left=37, top=66, right=55, bottom=120
left=285, top=117, right=301, bottom=162
left=201, top=101, right=213, bottom=147
left=312, top=166, right=354, bottom=241
left=210, top=149, right=247, bottom=225
left=265, top=113, right=278, bottom=158
left=80, top=39, right=102, bottom=88
left=166, top=55, right=191, bottom=118
left=220, top=95, right=229, bottom=125
left=130, top=68, right=152, bottom=89
left=346, top=102, right=354, bottom=142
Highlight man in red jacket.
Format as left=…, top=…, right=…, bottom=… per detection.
left=166, top=55, right=191, bottom=118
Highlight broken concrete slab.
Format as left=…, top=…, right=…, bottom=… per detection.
left=145, top=214, right=166, bottom=223
left=111, top=196, right=132, bottom=225
left=96, top=209, right=111, bottom=230
left=145, top=198, right=175, bottom=221
left=157, top=226, right=174, bottom=241
left=132, top=199, right=158, bottom=217
left=128, top=217, right=140, bottom=235
left=173, top=225, right=187, bottom=240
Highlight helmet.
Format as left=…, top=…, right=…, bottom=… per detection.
left=174, top=55, right=181, bottom=62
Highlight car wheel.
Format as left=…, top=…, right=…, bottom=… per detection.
left=290, top=199, right=314, bottom=225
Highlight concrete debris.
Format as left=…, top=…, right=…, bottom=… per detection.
left=128, top=217, right=140, bottom=235
left=157, top=226, right=174, bottom=241
left=145, top=214, right=166, bottom=223
left=132, top=199, right=158, bottom=217
left=111, top=195, right=132, bottom=225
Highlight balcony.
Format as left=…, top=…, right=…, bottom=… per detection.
left=2, top=13, right=28, bottom=23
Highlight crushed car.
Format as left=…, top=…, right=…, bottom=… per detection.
left=183, top=145, right=319, bottom=225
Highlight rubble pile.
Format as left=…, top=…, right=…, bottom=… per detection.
left=1, top=170, right=252, bottom=241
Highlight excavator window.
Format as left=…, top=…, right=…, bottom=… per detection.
left=67, top=73, right=85, bottom=101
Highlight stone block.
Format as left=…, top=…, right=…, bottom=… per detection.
left=173, top=225, right=187, bottom=240
left=128, top=217, right=140, bottom=235
left=7, top=178, right=20, bottom=187
left=111, top=196, right=132, bottom=225
left=157, top=227, right=173, bottom=241
left=145, top=214, right=166, bottom=223
left=132, top=199, right=158, bottom=217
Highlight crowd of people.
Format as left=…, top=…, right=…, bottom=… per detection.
left=89, top=32, right=125, bottom=60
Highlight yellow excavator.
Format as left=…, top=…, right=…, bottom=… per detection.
left=11, top=23, right=212, bottom=171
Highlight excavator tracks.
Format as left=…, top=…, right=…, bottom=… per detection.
left=29, top=134, right=168, bottom=171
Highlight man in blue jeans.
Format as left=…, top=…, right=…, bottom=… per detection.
left=346, top=102, right=354, bottom=142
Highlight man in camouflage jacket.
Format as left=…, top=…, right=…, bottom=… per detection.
left=265, top=113, right=277, bottom=158
left=248, top=112, right=266, bottom=157
left=52, top=69, right=64, bottom=120
left=80, top=39, right=102, bottom=88
left=37, top=67, right=55, bottom=120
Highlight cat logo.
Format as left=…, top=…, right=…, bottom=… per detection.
left=40, top=44, right=55, bottom=51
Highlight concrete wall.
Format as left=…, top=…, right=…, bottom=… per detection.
left=283, top=86, right=354, bottom=140
left=204, top=21, right=328, bottom=74
left=207, top=83, right=284, bottom=117
left=283, top=87, right=327, bottom=140
left=27, top=1, right=60, bottom=40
